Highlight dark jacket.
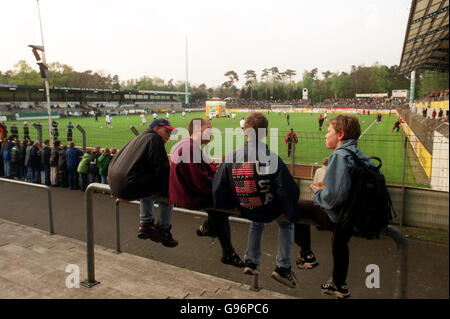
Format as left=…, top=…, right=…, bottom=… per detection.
left=66, top=147, right=83, bottom=171
left=41, top=145, right=51, bottom=167
left=108, top=128, right=170, bottom=200
left=58, top=148, right=67, bottom=170
left=50, top=147, right=59, bottom=167
left=29, top=145, right=41, bottom=168
left=89, top=151, right=101, bottom=174
left=169, top=137, right=216, bottom=208
left=213, top=140, right=300, bottom=223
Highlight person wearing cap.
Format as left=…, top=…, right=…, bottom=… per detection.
left=108, top=118, right=178, bottom=248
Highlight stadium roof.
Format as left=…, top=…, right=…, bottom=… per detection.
left=399, top=0, right=449, bottom=74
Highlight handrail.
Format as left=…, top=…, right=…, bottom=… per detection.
left=83, top=182, right=408, bottom=298
left=381, top=225, right=409, bottom=299
left=0, top=177, right=54, bottom=235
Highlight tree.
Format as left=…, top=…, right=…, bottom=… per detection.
left=222, top=70, right=239, bottom=97
left=261, top=68, right=270, bottom=100
left=244, top=69, right=257, bottom=100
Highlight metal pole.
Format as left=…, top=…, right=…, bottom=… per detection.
left=36, top=0, right=53, bottom=146
left=130, top=126, right=139, bottom=136
left=76, top=124, right=86, bottom=152
left=80, top=182, right=110, bottom=288
left=382, top=226, right=408, bottom=299
left=114, top=199, right=121, bottom=254
left=185, top=35, right=189, bottom=105
left=32, top=123, right=43, bottom=146
left=400, top=134, right=408, bottom=228
left=47, top=185, right=54, bottom=234
left=291, top=138, right=295, bottom=176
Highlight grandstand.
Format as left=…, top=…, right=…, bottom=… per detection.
left=0, top=84, right=188, bottom=115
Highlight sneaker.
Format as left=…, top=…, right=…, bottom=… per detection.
left=137, top=221, right=161, bottom=241
left=296, top=252, right=319, bottom=269
left=195, top=222, right=217, bottom=238
left=271, top=266, right=297, bottom=288
left=221, top=252, right=245, bottom=268
left=159, top=226, right=179, bottom=248
left=243, top=260, right=260, bottom=275
left=321, top=278, right=350, bottom=299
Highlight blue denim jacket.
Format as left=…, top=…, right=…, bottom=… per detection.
left=312, top=139, right=372, bottom=223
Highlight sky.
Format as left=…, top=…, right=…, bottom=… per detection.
left=1, top=0, right=412, bottom=88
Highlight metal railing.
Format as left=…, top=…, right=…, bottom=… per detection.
left=0, top=177, right=54, bottom=235
left=82, top=182, right=409, bottom=298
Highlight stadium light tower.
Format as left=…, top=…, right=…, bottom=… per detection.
left=29, top=0, right=53, bottom=145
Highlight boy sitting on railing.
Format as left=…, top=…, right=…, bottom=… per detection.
left=212, top=112, right=317, bottom=288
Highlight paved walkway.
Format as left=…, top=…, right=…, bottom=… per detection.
left=0, top=181, right=448, bottom=299
left=0, top=219, right=295, bottom=299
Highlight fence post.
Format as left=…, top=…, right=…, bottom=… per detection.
left=114, top=199, right=121, bottom=254
left=383, top=225, right=409, bottom=299
left=290, top=137, right=295, bottom=176
left=400, top=134, right=408, bottom=228
left=76, top=124, right=86, bottom=152
left=32, top=123, right=43, bottom=146
left=80, top=182, right=108, bottom=288
left=130, top=126, right=139, bottom=136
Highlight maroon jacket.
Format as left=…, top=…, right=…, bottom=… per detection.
left=169, top=137, right=216, bottom=209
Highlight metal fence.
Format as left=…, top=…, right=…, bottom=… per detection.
left=82, top=183, right=408, bottom=298
left=1, top=115, right=448, bottom=191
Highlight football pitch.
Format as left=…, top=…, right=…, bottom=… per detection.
left=12, top=111, right=422, bottom=186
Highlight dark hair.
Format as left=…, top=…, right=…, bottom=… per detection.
left=328, top=115, right=361, bottom=140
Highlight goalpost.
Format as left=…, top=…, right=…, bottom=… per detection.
left=270, top=104, right=293, bottom=112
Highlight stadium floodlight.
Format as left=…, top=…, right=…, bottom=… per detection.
left=28, top=45, right=44, bottom=61
left=28, top=44, right=45, bottom=52
left=37, top=62, right=49, bottom=79
left=28, top=0, right=53, bottom=145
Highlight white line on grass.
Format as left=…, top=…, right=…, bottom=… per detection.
left=360, top=119, right=377, bottom=139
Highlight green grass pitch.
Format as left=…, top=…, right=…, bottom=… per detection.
left=11, top=111, right=422, bottom=186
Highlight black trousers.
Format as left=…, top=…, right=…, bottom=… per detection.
left=204, top=210, right=234, bottom=256
left=294, top=200, right=352, bottom=286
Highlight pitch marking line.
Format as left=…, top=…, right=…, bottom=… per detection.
left=360, top=119, right=377, bottom=139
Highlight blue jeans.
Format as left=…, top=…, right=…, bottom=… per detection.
left=31, top=167, right=40, bottom=183
left=140, top=197, right=173, bottom=231
left=90, top=173, right=100, bottom=184
left=80, top=173, right=88, bottom=191
left=43, top=164, right=50, bottom=185
left=25, top=166, right=32, bottom=182
left=3, top=160, right=10, bottom=177
left=68, top=169, right=79, bottom=189
left=244, top=218, right=294, bottom=269
left=101, top=175, right=108, bottom=184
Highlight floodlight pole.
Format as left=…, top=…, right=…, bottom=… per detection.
left=185, top=35, right=189, bottom=105
left=36, top=0, right=53, bottom=146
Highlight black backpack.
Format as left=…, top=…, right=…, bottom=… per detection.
left=89, top=152, right=100, bottom=173
left=336, top=148, right=396, bottom=239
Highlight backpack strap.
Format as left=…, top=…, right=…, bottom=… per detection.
left=339, top=147, right=382, bottom=170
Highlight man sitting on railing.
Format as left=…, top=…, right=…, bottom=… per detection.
left=169, top=118, right=244, bottom=268
left=108, top=118, right=178, bottom=248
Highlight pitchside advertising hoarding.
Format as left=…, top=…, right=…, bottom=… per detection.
left=402, top=122, right=432, bottom=179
